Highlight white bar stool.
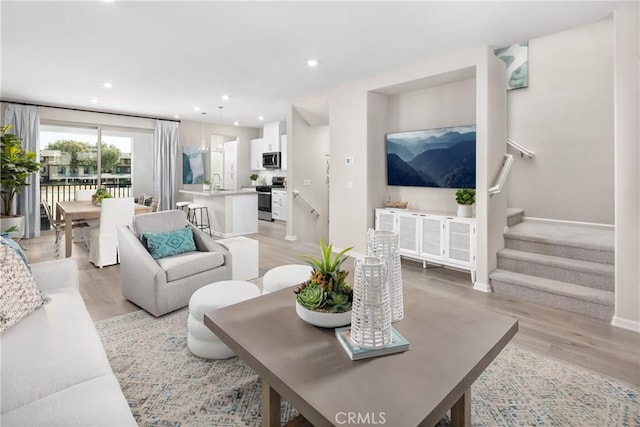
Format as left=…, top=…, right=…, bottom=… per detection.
left=188, top=203, right=212, bottom=236
left=176, top=201, right=190, bottom=212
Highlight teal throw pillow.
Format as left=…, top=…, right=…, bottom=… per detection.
left=142, top=227, right=196, bottom=259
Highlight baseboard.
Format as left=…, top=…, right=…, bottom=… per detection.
left=611, top=315, right=640, bottom=333
left=473, top=281, right=492, bottom=293
left=522, top=216, right=614, bottom=230
left=284, top=235, right=297, bottom=241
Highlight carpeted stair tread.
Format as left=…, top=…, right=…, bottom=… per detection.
left=507, top=208, right=525, bottom=227
left=489, top=269, right=614, bottom=306
left=497, top=249, right=614, bottom=292
left=505, top=222, right=614, bottom=252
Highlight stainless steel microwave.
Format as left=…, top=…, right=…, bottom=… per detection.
left=262, top=152, right=281, bottom=168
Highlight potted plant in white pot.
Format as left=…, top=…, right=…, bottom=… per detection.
left=294, top=240, right=354, bottom=328
left=1, top=125, right=41, bottom=239
left=250, top=173, right=259, bottom=186
left=455, top=188, right=475, bottom=218
left=202, top=179, right=211, bottom=192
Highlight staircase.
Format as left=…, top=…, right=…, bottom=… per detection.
left=490, top=211, right=614, bottom=321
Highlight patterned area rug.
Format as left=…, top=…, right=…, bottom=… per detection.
left=95, top=309, right=640, bottom=427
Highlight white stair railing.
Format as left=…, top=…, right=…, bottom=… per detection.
left=488, top=154, right=514, bottom=196
left=292, top=189, right=320, bottom=216
left=507, top=138, right=535, bottom=158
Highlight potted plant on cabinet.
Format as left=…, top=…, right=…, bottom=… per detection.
left=455, top=188, right=476, bottom=218
left=0, top=125, right=41, bottom=238
left=294, top=239, right=354, bottom=328
left=202, top=179, right=211, bottom=192
left=250, top=173, right=259, bottom=186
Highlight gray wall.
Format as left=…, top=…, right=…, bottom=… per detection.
left=385, top=79, right=476, bottom=213
left=613, top=3, right=639, bottom=329
left=290, top=107, right=330, bottom=243
left=507, top=19, right=614, bottom=224
left=178, top=119, right=259, bottom=198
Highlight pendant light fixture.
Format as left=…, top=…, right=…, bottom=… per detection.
left=200, top=111, right=207, bottom=151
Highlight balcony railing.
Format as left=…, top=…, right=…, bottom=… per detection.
left=40, top=183, right=132, bottom=224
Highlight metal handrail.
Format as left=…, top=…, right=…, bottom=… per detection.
left=507, top=138, right=535, bottom=158
left=292, top=189, right=320, bottom=216
left=488, top=154, right=514, bottom=196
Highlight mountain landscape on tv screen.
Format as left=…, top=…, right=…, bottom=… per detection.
left=387, top=127, right=476, bottom=188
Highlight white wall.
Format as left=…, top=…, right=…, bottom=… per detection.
left=613, top=3, right=640, bottom=331
left=366, top=92, right=388, bottom=230
left=289, top=107, right=330, bottom=243
left=178, top=120, right=259, bottom=198
left=384, top=79, right=476, bottom=213
left=507, top=19, right=614, bottom=224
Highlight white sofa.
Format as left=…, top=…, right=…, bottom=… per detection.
left=0, top=258, right=136, bottom=426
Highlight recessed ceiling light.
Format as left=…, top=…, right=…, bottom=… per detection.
left=90, top=98, right=99, bottom=104
left=307, top=59, right=319, bottom=67
left=173, top=115, right=180, bottom=119
left=102, top=81, right=113, bottom=89
left=258, top=116, right=264, bottom=121
left=221, top=94, right=230, bottom=101
left=193, top=106, right=200, bottom=112
left=234, top=121, right=239, bottom=126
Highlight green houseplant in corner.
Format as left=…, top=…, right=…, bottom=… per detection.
left=294, top=239, right=354, bottom=327
left=0, top=125, right=41, bottom=238
left=455, top=188, right=476, bottom=218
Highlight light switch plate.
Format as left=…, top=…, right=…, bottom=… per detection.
left=345, top=156, right=354, bottom=165
left=303, top=179, right=311, bottom=186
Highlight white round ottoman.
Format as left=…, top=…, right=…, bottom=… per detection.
left=262, top=264, right=313, bottom=295
left=187, top=280, right=260, bottom=359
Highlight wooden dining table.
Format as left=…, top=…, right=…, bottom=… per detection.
left=55, top=200, right=152, bottom=258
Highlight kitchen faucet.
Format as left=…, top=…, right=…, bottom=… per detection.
left=212, top=173, right=222, bottom=190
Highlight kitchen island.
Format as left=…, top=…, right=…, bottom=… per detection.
left=179, top=190, right=258, bottom=237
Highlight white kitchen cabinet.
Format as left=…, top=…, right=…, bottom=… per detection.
left=271, top=189, right=287, bottom=221
left=223, top=140, right=237, bottom=190
left=263, top=122, right=284, bottom=152
left=250, top=138, right=265, bottom=171
left=280, top=135, right=287, bottom=171
left=374, top=208, right=475, bottom=279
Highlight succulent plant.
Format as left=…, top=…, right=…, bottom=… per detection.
left=296, top=283, right=326, bottom=310
left=297, top=239, right=353, bottom=313
left=92, top=187, right=113, bottom=204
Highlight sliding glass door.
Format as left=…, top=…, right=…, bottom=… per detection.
left=39, top=124, right=152, bottom=227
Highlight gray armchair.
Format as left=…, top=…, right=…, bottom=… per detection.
left=117, top=210, right=232, bottom=317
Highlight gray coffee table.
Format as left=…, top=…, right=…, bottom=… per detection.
left=205, top=286, right=518, bottom=427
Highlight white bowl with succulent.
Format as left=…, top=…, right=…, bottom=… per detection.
left=294, top=240, right=353, bottom=328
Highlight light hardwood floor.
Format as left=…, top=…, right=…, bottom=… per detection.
left=22, top=220, right=640, bottom=387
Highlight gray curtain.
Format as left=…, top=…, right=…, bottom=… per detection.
left=4, top=104, right=41, bottom=238
left=153, top=120, right=179, bottom=211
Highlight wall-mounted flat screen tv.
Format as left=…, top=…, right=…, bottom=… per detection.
left=386, top=125, right=476, bottom=188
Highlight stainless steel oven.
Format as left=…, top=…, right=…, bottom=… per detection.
left=256, top=186, right=273, bottom=221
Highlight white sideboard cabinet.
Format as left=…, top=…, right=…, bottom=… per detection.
left=375, top=208, right=476, bottom=281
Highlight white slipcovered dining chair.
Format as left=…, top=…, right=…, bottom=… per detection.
left=75, top=189, right=95, bottom=201
left=74, top=189, right=99, bottom=248
left=89, top=197, right=135, bottom=268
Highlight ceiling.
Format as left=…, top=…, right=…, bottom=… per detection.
left=1, top=1, right=621, bottom=128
